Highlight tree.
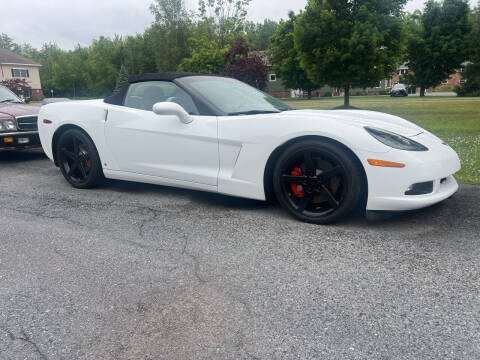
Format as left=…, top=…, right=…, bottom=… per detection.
left=269, top=12, right=318, bottom=99
left=245, top=19, right=279, bottom=50
left=178, top=36, right=229, bottom=74
left=115, top=64, right=130, bottom=92
left=198, top=0, right=252, bottom=47
left=224, top=37, right=268, bottom=90
left=294, top=0, right=406, bottom=107
left=404, top=0, right=471, bottom=96
left=0, top=33, right=20, bottom=51
left=122, top=33, right=157, bottom=75
left=149, top=0, right=192, bottom=71
left=86, top=36, right=123, bottom=96
left=456, top=6, right=480, bottom=96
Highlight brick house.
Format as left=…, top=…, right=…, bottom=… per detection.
left=388, top=62, right=468, bottom=94
left=0, top=48, right=43, bottom=99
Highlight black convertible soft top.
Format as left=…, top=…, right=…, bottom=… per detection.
left=104, top=72, right=205, bottom=105
left=128, top=72, right=202, bottom=83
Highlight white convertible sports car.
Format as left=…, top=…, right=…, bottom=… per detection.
left=38, top=73, right=461, bottom=223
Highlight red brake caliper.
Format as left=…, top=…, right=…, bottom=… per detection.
left=290, top=166, right=304, bottom=198
left=86, top=160, right=91, bottom=168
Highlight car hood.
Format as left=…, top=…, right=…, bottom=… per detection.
left=285, top=109, right=423, bottom=137
left=0, top=103, right=41, bottom=119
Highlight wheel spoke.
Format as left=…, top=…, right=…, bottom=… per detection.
left=320, top=184, right=340, bottom=209
left=79, top=162, right=87, bottom=178
left=318, top=166, right=344, bottom=183
left=303, top=151, right=316, bottom=174
left=297, top=192, right=314, bottom=212
left=61, top=147, right=76, bottom=160
left=67, top=162, right=78, bottom=176
left=73, top=137, right=80, bottom=155
left=282, top=175, right=307, bottom=184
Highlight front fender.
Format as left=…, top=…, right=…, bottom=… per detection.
left=38, top=101, right=117, bottom=169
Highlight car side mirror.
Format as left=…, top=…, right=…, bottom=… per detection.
left=152, top=102, right=193, bottom=124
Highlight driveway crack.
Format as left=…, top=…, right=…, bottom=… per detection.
left=1, top=328, right=48, bottom=360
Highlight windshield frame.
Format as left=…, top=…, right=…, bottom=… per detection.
left=176, top=76, right=292, bottom=116
left=0, top=85, right=23, bottom=104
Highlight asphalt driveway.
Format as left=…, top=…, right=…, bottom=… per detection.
left=1, top=150, right=479, bottom=360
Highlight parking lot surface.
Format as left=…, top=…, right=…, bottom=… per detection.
left=1, top=150, right=479, bottom=360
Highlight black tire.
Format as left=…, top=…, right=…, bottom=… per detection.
left=273, top=140, right=364, bottom=224
left=56, top=128, right=105, bottom=189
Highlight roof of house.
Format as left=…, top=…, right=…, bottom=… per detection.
left=0, top=48, right=40, bottom=66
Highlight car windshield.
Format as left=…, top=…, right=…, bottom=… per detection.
left=0, top=85, right=22, bottom=103
left=393, top=84, right=406, bottom=90
left=178, top=76, right=292, bottom=115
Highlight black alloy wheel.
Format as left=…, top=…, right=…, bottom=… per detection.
left=273, top=140, right=364, bottom=224
left=56, top=129, right=105, bottom=188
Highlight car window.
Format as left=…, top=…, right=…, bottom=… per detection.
left=178, top=76, right=291, bottom=115
left=0, top=85, right=22, bottom=103
left=123, top=81, right=199, bottom=115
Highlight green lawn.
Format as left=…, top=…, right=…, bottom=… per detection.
left=284, top=96, right=480, bottom=184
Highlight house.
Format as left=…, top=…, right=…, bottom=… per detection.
left=251, top=50, right=293, bottom=98
left=388, top=62, right=468, bottom=94
left=0, top=48, right=43, bottom=99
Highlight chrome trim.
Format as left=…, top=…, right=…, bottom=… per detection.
left=0, top=131, right=38, bottom=136
left=15, top=114, right=39, bottom=119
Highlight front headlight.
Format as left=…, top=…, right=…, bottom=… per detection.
left=365, top=127, right=428, bottom=151
left=0, top=118, right=17, bottom=132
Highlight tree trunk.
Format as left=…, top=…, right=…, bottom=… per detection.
left=307, top=89, right=312, bottom=100
left=344, top=86, right=350, bottom=108
left=420, top=86, right=426, bottom=97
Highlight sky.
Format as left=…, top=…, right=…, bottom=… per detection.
left=1, top=0, right=470, bottom=50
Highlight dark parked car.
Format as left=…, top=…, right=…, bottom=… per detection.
left=390, top=83, right=408, bottom=97
left=0, top=85, right=41, bottom=150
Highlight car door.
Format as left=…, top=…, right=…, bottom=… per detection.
left=104, top=81, right=219, bottom=186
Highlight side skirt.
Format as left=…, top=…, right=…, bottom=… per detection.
left=103, top=169, right=218, bottom=194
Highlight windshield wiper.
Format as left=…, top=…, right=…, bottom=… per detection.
left=0, top=99, right=22, bottom=103
left=228, top=110, right=281, bottom=116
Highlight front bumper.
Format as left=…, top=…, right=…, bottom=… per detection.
left=0, top=131, right=41, bottom=150
left=390, top=91, right=407, bottom=96
left=362, top=135, right=461, bottom=211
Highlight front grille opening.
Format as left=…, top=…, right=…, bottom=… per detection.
left=16, top=116, right=38, bottom=131
left=405, top=181, right=434, bottom=195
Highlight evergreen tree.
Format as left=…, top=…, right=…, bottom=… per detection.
left=114, top=64, right=130, bottom=92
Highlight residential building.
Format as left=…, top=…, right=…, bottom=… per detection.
left=388, top=61, right=468, bottom=94
left=250, top=50, right=292, bottom=98
left=0, top=48, right=43, bottom=99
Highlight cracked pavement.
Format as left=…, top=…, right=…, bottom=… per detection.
left=1, top=150, right=479, bottom=359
